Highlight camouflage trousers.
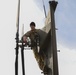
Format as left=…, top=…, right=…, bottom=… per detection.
left=32, top=47, right=46, bottom=71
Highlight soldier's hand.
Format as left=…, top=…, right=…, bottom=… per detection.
left=23, top=36, right=27, bottom=43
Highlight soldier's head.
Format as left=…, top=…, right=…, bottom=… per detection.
left=30, top=22, right=36, bottom=30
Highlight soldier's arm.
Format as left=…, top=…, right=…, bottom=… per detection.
left=22, top=31, right=31, bottom=42
left=23, top=31, right=30, bottom=37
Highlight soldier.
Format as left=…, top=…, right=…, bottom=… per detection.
left=22, top=22, right=47, bottom=72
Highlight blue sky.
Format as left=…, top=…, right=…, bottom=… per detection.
left=55, top=0, right=76, bottom=49
left=0, top=0, right=76, bottom=75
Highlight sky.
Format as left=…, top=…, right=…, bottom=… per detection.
left=0, top=0, right=76, bottom=75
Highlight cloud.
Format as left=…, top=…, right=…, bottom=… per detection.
left=57, top=43, right=76, bottom=75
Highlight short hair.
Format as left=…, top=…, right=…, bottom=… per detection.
left=30, top=22, right=36, bottom=27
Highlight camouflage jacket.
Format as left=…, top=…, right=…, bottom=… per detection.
left=23, top=29, right=47, bottom=47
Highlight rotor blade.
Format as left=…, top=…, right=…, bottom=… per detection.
left=34, top=0, right=49, bottom=13
left=15, top=0, right=21, bottom=75
left=16, top=0, right=20, bottom=32
left=42, top=0, right=47, bottom=18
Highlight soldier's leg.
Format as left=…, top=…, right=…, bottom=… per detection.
left=32, top=47, right=45, bottom=70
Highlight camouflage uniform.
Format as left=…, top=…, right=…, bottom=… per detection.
left=23, top=29, right=47, bottom=71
